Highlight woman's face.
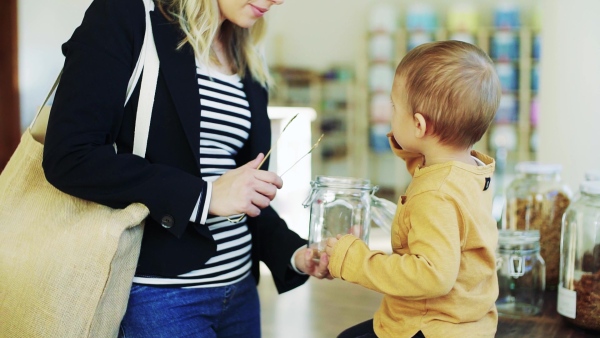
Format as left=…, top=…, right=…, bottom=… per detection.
left=218, top=0, right=285, bottom=28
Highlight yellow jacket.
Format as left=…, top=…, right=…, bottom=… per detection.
left=328, top=136, right=499, bottom=338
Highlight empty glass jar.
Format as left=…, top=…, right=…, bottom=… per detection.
left=558, top=181, right=600, bottom=331
left=496, top=230, right=546, bottom=317
left=502, top=162, right=571, bottom=289
left=302, top=176, right=378, bottom=261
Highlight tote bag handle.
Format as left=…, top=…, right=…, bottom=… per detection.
left=29, top=0, right=158, bottom=158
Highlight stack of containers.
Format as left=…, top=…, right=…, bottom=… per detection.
left=486, top=4, right=521, bottom=229
left=446, top=3, right=479, bottom=44
left=367, top=2, right=398, bottom=152
left=491, top=3, right=520, bottom=125
left=530, top=6, right=542, bottom=154
left=405, top=4, right=438, bottom=51
left=500, top=162, right=572, bottom=316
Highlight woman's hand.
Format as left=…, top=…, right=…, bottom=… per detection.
left=209, top=153, right=283, bottom=217
left=294, top=247, right=333, bottom=280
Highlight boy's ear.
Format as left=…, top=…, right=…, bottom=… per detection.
left=413, top=113, right=427, bottom=139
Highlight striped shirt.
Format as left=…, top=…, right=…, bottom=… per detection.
left=132, top=62, right=253, bottom=288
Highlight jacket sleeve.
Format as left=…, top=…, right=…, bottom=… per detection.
left=42, top=0, right=204, bottom=238
left=256, top=206, right=309, bottom=294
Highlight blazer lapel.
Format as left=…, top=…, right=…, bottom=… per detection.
left=150, top=9, right=272, bottom=173
left=150, top=10, right=200, bottom=169
left=241, top=75, right=271, bottom=169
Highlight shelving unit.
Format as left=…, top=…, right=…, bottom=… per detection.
left=356, top=23, right=539, bottom=201
left=269, top=5, right=540, bottom=205
left=269, top=66, right=361, bottom=180
left=268, top=67, right=323, bottom=174
left=317, top=69, right=356, bottom=178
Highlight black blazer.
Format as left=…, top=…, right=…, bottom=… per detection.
left=42, top=0, right=308, bottom=293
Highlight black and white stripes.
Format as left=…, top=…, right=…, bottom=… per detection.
left=132, top=63, right=253, bottom=288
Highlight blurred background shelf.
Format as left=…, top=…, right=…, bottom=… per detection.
left=270, top=2, right=542, bottom=206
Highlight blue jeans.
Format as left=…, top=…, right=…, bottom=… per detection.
left=119, top=273, right=260, bottom=338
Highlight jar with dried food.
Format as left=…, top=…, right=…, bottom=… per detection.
left=558, top=181, right=600, bottom=331
left=502, top=162, right=571, bottom=289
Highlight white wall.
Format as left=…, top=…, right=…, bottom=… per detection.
left=537, top=0, right=600, bottom=191
left=18, top=0, right=92, bottom=130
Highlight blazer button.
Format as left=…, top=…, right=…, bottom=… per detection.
left=161, top=215, right=174, bottom=229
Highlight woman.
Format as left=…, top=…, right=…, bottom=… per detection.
left=42, top=0, right=330, bottom=336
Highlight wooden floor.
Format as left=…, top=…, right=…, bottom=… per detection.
left=258, top=227, right=390, bottom=338
left=258, top=273, right=383, bottom=338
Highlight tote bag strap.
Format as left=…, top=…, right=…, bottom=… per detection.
left=133, top=0, right=158, bottom=157
left=29, top=0, right=158, bottom=158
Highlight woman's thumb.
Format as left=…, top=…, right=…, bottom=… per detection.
left=244, top=153, right=265, bottom=170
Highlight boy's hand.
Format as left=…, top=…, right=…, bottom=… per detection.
left=325, top=234, right=343, bottom=258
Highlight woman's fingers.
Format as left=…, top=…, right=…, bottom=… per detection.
left=208, top=154, right=282, bottom=217
left=253, top=170, right=283, bottom=189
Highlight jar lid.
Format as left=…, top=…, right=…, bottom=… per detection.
left=580, top=181, right=600, bottom=195
left=515, top=161, right=562, bottom=175
left=314, top=176, right=373, bottom=190
left=585, top=169, right=600, bottom=181
left=498, top=230, right=540, bottom=248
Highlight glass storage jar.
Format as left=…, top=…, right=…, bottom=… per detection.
left=502, top=162, right=571, bottom=289
left=557, top=181, right=600, bottom=331
left=585, top=170, right=600, bottom=181
left=302, top=176, right=377, bottom=262
left=496, top=230, right=546, bottom=317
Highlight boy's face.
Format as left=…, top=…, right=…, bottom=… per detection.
left=391, top=76, right=417, bottom=152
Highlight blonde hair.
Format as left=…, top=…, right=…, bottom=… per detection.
left=157, top=0, right=272, bottom=87
left=395, top=40, right=501, bottom=149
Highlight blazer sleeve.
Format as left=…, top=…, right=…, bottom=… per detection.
left=42, top=0, right=204, bottom=238
left=256, top=206, right=309, bottom=294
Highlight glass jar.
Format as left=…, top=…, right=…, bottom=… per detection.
left=502, top=162, right=572, bottom=289
left=585, top=170, right=600, bottom=181
left=557, top=181, right=600, bottom=331
left=302, top=176, right=377, bottom=261
left=496, top=230, right=546, bottom=317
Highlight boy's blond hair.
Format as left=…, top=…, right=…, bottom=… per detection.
left=395, top=40, right=501, bottom=149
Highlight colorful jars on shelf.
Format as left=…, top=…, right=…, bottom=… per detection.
left=407, top=31, right=433, bottom=51
left=406, top=3, right=438, bottom=33
left=502, top=162, right=572, bottom=290
left=369, top=34, right=394, bottom=62
left=496, top=62, right=518, bottom=92
left=491, top=31, right=519, bottom=61
left=368, top=3, right=398, bottom=33
left=558, top=181, right=600, bottom=331
left=493, top=3, right=521, bottom=30
left=447, top=3, right=479, bottom=33
left=495, top=93, right=518, bottom=123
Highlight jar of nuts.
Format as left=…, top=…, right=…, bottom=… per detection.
left=502, top=162, right=571, bottom=290
left=558, top=181, right=600, bottom=331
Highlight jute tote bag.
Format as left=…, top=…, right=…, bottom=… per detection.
left=0, top=1, right=158, bottom=336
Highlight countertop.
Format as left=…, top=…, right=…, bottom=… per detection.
left=497, top=290, right=599, bottom=337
